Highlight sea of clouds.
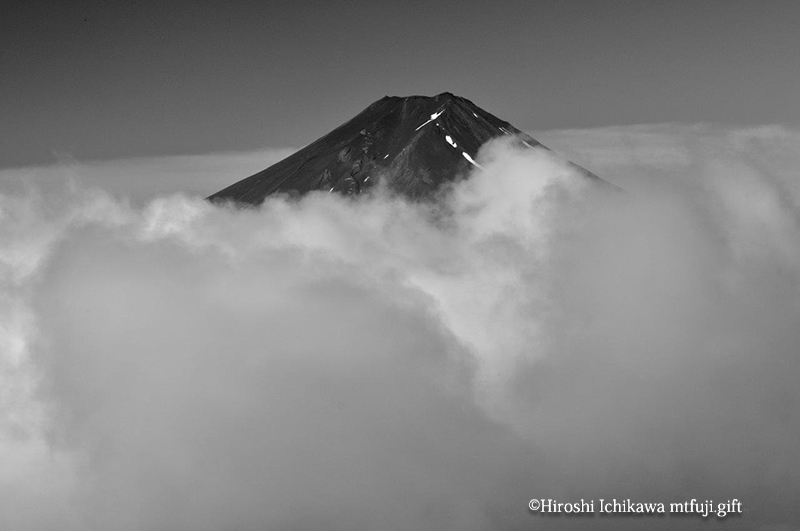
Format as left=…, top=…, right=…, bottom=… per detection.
left=1, top=127, right=799, bottom=530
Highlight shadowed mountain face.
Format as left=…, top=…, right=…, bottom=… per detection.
left=208, top=92, right=603, bottom=204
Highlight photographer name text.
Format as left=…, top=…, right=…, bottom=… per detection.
left=528, top=498, right=742, bottom=518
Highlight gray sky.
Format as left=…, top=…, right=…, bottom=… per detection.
left=2, top=0, right=799, bottom=168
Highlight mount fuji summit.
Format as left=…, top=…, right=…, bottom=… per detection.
left=208, top=92, right=606, bottom=204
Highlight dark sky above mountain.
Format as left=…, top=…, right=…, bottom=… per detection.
left=2, top=0, right=798, bottom=168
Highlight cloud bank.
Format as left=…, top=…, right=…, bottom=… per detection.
left=1, top=128, right=799, bottom=530
left=0, top=148, right=295, bottom=206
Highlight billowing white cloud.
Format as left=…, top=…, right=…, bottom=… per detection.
left=1, top=130, right=799, bottom=530
left=536, top=123, right=800, bottom=198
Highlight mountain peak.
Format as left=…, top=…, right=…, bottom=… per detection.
left=208, top=93, right=603, bottom=205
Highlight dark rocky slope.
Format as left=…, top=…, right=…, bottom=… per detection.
left=208, top=92, right=606, bottom=204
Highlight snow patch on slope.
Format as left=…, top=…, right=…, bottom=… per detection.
left=462, top=152, right=483, bottom=169
left=415, top=109, right=446, bottom=131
